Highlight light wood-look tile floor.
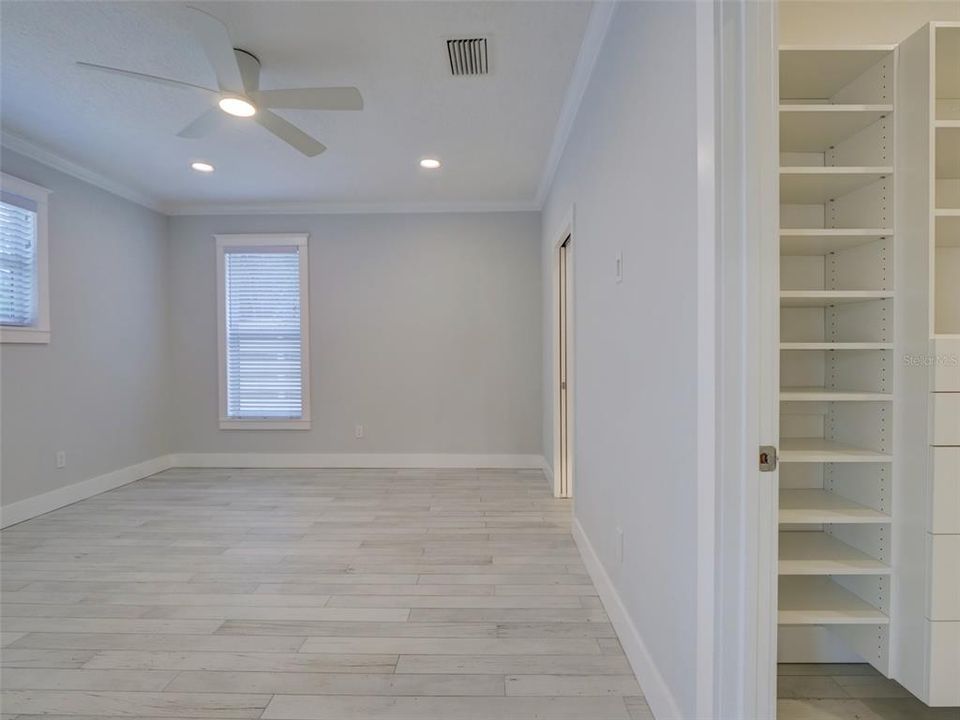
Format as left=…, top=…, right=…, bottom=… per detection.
left=778, top=664, right=960, bottom=720
left=0, top=468, right=653, bottom=719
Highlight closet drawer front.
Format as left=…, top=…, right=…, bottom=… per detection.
left=932, top=448, right=960, bottom=534
left=932, top=393, right=960, bottom=446
left=928, top=534, right=960, bottom=621
left=927, top=620, right=960, bottom=706
left=933, top=339, right=960, bottom=391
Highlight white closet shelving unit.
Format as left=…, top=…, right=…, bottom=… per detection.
left=777, top=46, right=896, bottom=672
left=896, top=22, right=960, bottom=707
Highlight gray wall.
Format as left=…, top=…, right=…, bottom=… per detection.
left=168, top=212, right=542, bottom=455
left=541, top=3, right=702, bottom=716
left=0, top=149, right=171, bottom=505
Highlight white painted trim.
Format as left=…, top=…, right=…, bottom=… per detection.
left=1, top=132, right=162, bottom=213
left=1, top=132, right=540, bottom=216
left=572, top=516, right=683, bottom=720
left=550, top=208, right=575, bottom=499
left=215, top=234, right=311, bottom=429
left=0, top=455, right=173, bottom=528
left=1, top=172, right=51, bottom=343
left=695, top=1, right=718, bottom=716
left=218, top=420, right=312, bottom=431
left=0, top=327, right=50, bottom=344
left=170, top=200, right=541, bottom=216
left=1, top=454, right=549, bottom=528
left=170, top=453, right=545, bottom=469
left=539, top=456, right=554, bottom=488
left=534, top=1, right=618, bottom=207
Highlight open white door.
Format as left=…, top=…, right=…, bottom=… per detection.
left=714, top=0, right=780, bottom=717
left=554, top=227, right=574, bottom=500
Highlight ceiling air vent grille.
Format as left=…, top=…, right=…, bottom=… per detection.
left=447, top=38, right=489, bottom=76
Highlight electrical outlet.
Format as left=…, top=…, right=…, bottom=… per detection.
left=615, top=526, right=624, bottom=565
left=56, top=451, right=66, bottom=469
left=355, top=424, right=364, bottom=439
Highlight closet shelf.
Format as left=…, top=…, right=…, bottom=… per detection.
left=779, top=438, right=892, bottom=463
left=780, top=229, right=892, bottom=256
left=780, top=167, right=892, bottom=204
left=780, top=342, right=893, bottom=351
left=780, top=387, right=892, bottom=402
left=779, top=47, right=895, bottom=101
left=778, top=577, right=889, bottom=625
left=779, top=489, right=891, bottom=524
left=935, top=120, right=960, bottom=129
left=779, top=105, right=892, bottom=152
left=780, top=290, right=893, bottom=307
left=779, top=531, right=891, bottom=575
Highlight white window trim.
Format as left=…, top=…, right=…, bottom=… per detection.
left=215, top=233, right=311, bottom=430
left=1, top=173, right=51, bottom=344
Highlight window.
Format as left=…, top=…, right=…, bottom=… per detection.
left=0, top=174, right=50, bottom=343
left=216, top=234, right=310, bottom=429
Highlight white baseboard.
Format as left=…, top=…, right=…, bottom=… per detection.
left=0, top=453, right=548, bottom=528
left=572, top=516, right=682, bottom=720
left=170, top=453, right=545, bottom=470
left=0, top=454, right=174, bottom=529
left=540, top=456, right=554, bottom=487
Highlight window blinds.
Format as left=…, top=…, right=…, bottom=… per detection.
left=0, top=196, right=38, bottom=327
left=224, top=249, right=303, bottom=419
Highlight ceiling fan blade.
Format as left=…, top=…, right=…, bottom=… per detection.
left=186, top=6, right=245, bottom=93
left=177, top=107, right=224, bottom=138
left=252, top=87, right=363, bottom=111
left=76, top=62, right=217, bottom=94
left=255, top=110, right=326, bottom=157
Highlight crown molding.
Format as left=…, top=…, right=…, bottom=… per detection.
left=166, top=199, right=540, bottom=216
left=534, top=0, right=618, bottom=208
left=1, top=131, right=539, bottom=216
left=1, top=131, right=164, bottom=213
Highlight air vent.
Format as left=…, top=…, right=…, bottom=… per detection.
left=447, top=38, right=489, bottom=76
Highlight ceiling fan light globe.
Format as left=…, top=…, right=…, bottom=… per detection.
left=218, top=96, right=257, bottom=117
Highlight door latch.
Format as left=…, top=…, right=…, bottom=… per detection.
left=759, top=446, right=778, bottom=472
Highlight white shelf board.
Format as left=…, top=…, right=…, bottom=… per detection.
left=780, top=438, right=892, bottom=463
left=936, top=209, right=960, bottom=216
left=780, top=387, right=892, bottom=402
left=936, top=120, right=960, bottom=129
left=779, top=531, right=891, bottom=575
left=780, top=229, right=892, bottom=256
left=779, top=47, right=894, bottom=101
left=778, top=576, right=889, bottom=625
left=780, top=290, right=893, bottom=307
left=780, top=342, right=893, bottom=351
left=779, top=489, right=891, bottom=524
left=780, top=105, right=892, bottom=152
left=780, top=167, right=892, bottom=204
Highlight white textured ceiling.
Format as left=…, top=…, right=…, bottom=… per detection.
left=0, top=1, right=592, bottom=212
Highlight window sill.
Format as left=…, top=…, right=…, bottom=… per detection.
left=219, top=419, right=312, bottom=430
left=1, top=327, right=50, bottom=344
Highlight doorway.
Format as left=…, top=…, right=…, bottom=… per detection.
left=556, top=233, right=572, bottom=499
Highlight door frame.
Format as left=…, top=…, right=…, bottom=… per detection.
left=712, top=0, right=780, bottom=717
left=551, top=208, right=575, bottom=499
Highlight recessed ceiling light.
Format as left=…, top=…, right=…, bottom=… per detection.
left=191, top=161, right=215, bottom=173
left=419, top=158, right=441, bottom=169
left=218, top=96, right=257, bottom=117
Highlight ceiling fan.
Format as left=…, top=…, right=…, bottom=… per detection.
left=76, top=6, right=362, bottom=157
